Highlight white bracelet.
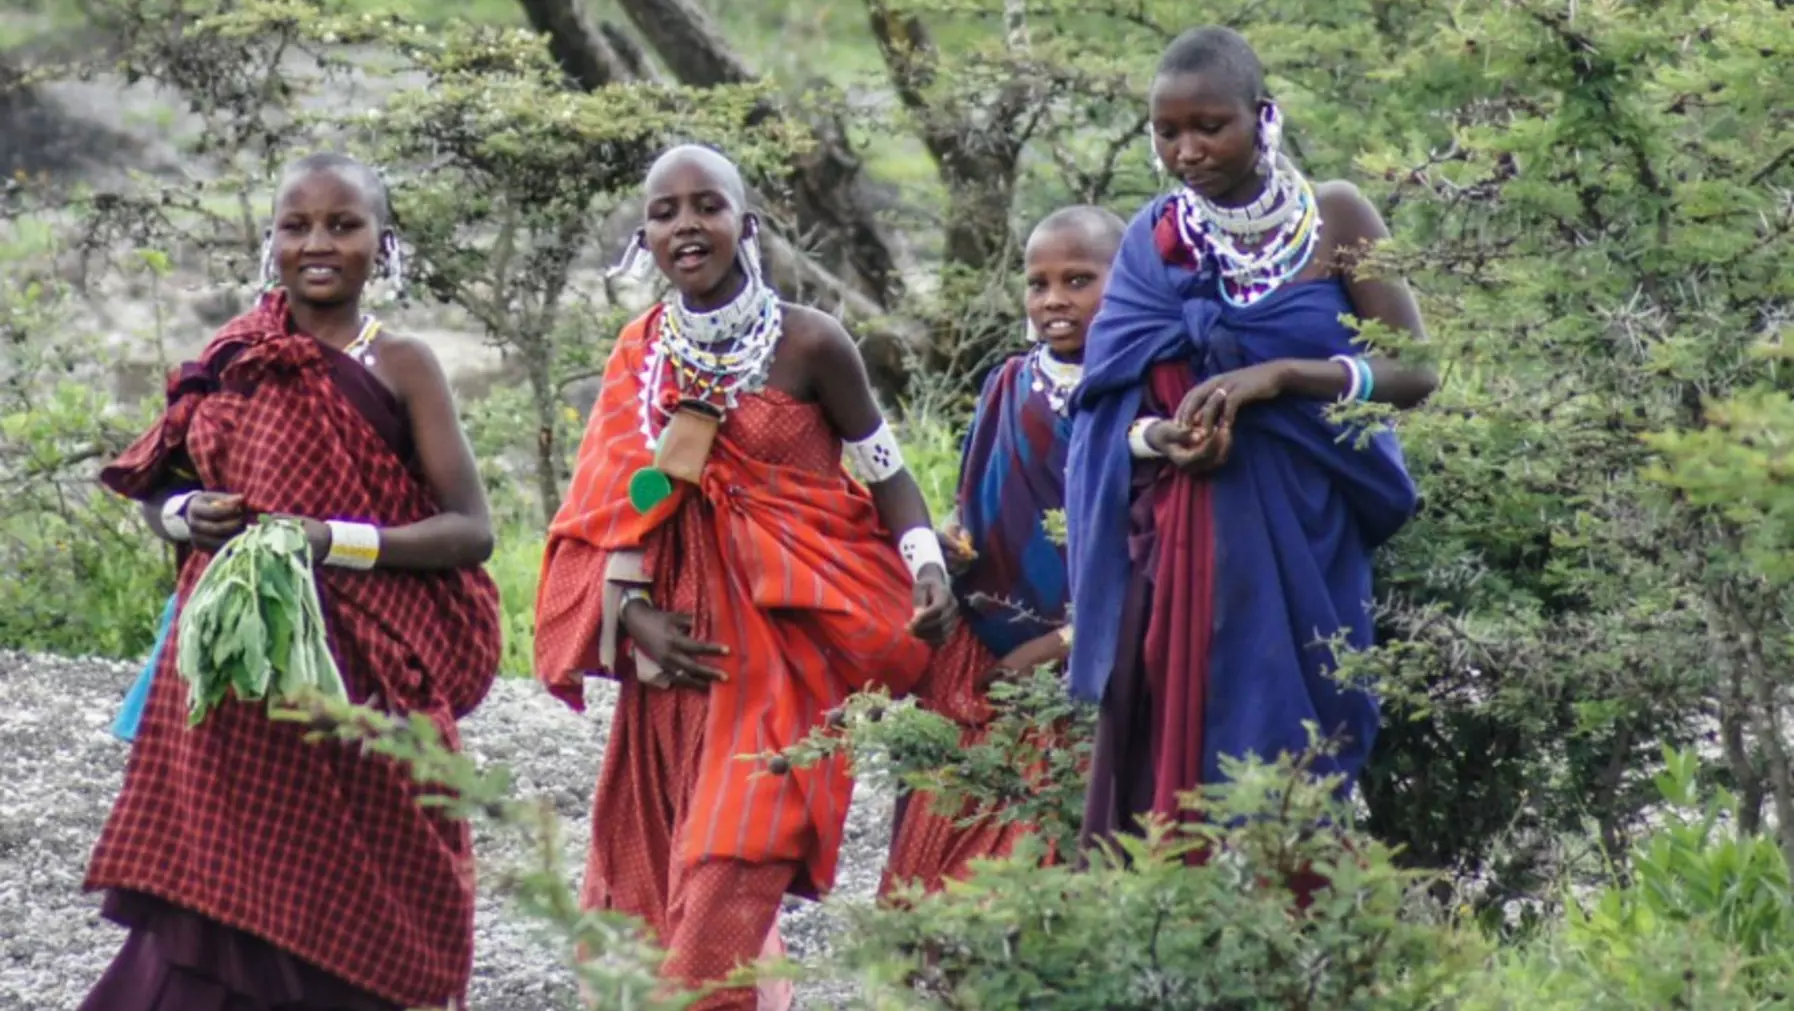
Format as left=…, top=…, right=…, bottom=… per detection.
left=1330, top=354, right=1362, bottom=402
left=897, top=526, right=945, bottom=583
left=1128, top=418, right=1164, bottom=459
left=843, top=420, right=906, bottom=485
left=324, top=520, right=380, bottom=570
left=160, top=491, right=198, bottom=542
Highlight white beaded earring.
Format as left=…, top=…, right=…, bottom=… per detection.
left=1256, top=101, right=1285, bottom=175
left=381, top=231, right=407, bottom=301
left=739, top=220, right=765, bottom=288
left=606, top=229, right=654, bottom=281
left=258, top=232, right=276, bottom=291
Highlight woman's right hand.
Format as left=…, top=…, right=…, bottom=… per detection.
left=620, top=600, right=730, bottom=690
left=1147, top=419, right=1230, bottom=475
left=186, top=492, right=248, bottom=553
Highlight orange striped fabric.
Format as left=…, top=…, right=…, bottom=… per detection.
left=536, top=306, right=931, bottom=890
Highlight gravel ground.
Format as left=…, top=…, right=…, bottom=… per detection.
left=0, top=650, right=886, bottom=1010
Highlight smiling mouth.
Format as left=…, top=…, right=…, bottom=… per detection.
left=1038, top=319, right=1080, bottom=338
left=299, top=265, right=341, bottom=282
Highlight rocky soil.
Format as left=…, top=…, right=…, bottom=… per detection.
left=0, top=650, right=888, bottom=1010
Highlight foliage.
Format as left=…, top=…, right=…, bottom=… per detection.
left=776, top=666, right=1095, bottom=859
left=819, top=750, right=1475, bottom=1010
left=0, top=271, right=167, bottom=656
left=1334, top=0, right=1794, bottom=906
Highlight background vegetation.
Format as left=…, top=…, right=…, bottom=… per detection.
left=4, top=0, right=1794, bottom=1005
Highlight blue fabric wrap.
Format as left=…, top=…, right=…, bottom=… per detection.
left=1065, top=195, right=1418, bottom=782
left=113, top=593, right=178, bottom=743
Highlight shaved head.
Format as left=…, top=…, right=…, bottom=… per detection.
left=644, top=144, right=747, bottom=211
left=275, top=152, right=392, bottom=229
left=1157, top=25, right=1267, bottom=104
left=1027, top=204, right=1126, bottom=263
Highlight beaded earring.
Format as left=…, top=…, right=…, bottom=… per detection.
left=1146, top=124, right=1167, bottom=180
left=1256, top=101, right=1285, bottom=175
left=380, top=231, right=407, bottom=301
left=739, top=218, right=766, bottom=288
left=257, top=232, right=276, bottom=291
left=607, top=229, right=654, bottom=281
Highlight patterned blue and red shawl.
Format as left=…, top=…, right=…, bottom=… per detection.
left=1065, top=195, right=1419, bottom=796
left=955, top=351, right=1074, bottom=659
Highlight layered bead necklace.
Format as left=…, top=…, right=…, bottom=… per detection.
left=1171, top=156, right=1321, bottom=308
left=1027, top=343, right=1082, bottom=416
left=636, top=273, right=783, bottom=451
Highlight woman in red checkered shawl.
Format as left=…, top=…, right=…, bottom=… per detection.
left=80, top=153, right=503, bottom=1011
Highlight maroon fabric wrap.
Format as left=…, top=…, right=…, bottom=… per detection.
left=1141, top=361, right=1213, bottom=823
left=1080, top=361, right=1215, bottom=851
left=79, top=891, right=396, bottom=1011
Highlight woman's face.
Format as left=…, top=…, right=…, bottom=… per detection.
left=1149, top=70, right=1263, bottom=205
left=272, top=169, right=383, bottom=307
left=1023, top=227, right=1110, bottom=359
left=642, top=158, right=748, bottom=310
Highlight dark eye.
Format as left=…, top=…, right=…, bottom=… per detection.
left=1070, top=276, right=1091, bottom=289
left=1025, top=278, right=1046, bottom=292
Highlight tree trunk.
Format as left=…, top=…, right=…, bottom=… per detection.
left=515, top=0, right=634, bottom=88
left=607, top=0, right=908, bottom=310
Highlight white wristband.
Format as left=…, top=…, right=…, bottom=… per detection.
left=160, top=491, right=198, bottom=542
left=1128, top=418, right=1165, bottom=459
left=843, top=420, right=906, bottom=485
left=898, top=526, right=945, bottom=582
left=1329, top=354, right=1362, bottom=402
left=324, top=520, right=380, bottom=570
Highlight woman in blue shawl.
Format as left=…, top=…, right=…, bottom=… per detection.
left=1067, top=26, right=1438, bottom=851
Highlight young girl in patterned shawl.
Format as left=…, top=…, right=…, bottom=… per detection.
left=880, top=206, right=1123, bottom=898
left=1067, top=27, right=1438, bottom=851
left=82, top=153, right=503, bottom=1011
left=534, top=144, right=957, bottom=1011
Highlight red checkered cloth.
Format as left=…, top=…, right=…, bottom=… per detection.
left=90, top=291, right=503, bottom=1009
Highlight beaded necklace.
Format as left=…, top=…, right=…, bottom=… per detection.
left=340, top=315, right=382, bottom=365
left=1028, top=344, right=1082, bottom=416
left=635, top=275, right=782, bottom=451
left=1172, top=157, right=1322, bottom=308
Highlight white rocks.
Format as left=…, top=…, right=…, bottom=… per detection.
left=0, top=651, right=888, bottom=1010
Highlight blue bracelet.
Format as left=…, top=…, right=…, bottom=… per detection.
left=1356, top=356, right=1375, bottom=402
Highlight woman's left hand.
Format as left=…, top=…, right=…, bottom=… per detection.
left=269, top=515, right=333, bottom=565
left=1173, top=361, right=1291, bottom=443
left=909, top=565, right=958, bottom=645
left=1169, top=362, right=1298, bottom=469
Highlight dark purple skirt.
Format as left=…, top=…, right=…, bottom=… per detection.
left=80, top=890, right=398, bottom=1011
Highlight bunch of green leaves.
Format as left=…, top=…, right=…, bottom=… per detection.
left=176, top=517, right=345, bottom=724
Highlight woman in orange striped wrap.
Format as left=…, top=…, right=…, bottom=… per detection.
left=534, top=144, right=957, bottom=1010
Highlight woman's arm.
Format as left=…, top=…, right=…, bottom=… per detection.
left=798, top=308, right=956, bottom=643
left=1314, top=180, right=1439, bottom=410
left=305, top=336, right=493, bottom=571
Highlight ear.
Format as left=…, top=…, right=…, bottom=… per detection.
left=740, top=212, right=760, bottom=241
